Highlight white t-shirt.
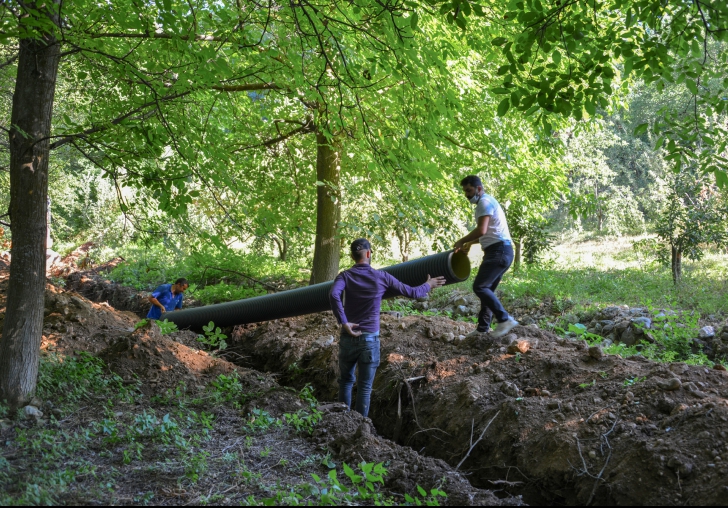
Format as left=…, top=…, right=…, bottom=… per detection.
left=474, top=193, right=512, bottom=249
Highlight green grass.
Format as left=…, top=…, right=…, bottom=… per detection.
left=427, top=234, right=728, bottom=316
left=99, top=234, right=728, bottom=317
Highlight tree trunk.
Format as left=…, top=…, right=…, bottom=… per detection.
left=309, top=130, right=341, bottom=284
left=514, top=237, right=523, bottom=271
left=396, top=229, right=410, bottom=262
left=273, top=235, right=288, bottom=262
left=671, top=245, right=682, bottom=284
left=0, top=10, right=61, bottom=410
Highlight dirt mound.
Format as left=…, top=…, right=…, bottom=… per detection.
left=228, top=313, right=728, bottom=505
left=98, top=323, right=238, bottom=394
left=64, top=272, right=151, bottom=317
left=0, top=281, right=137, bottom=355
left=313, top=407, right=522, bottom=506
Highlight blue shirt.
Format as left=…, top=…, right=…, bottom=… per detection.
left=329, top=264, right=430, bottom=334
left=147, top=284, right=184, bottom=320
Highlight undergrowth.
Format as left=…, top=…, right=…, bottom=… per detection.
left=0, top=355, right=446, bottom=506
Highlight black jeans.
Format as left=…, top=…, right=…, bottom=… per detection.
left=338, top=333, right=380, bottom=417
left=473, top=241, right=514, bottom=331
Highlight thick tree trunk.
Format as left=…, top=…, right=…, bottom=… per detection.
left=309, top=130, right=341, bottom=284
left=0, top=14, right=60, bottom=410
left=671, top=246, right=682, bottom=284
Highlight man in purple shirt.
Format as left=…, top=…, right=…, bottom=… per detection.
left=329, top=238, right=446, bottom=417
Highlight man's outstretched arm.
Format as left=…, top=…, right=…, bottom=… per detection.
left=384, top=273, right=446, bottom=300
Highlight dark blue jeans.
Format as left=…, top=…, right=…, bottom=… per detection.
left=338, top=333, right=380, bottom=418
left=473, top=241, right=514, bottom=331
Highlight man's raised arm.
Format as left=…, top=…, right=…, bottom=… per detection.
left=383, top=272, right=446, bottom=300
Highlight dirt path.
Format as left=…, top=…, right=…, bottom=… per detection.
left=226, top=313, right=728, bottom=505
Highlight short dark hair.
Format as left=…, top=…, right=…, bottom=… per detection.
left=460, top=175, right=483, bottom=188
left=350, top=238, right=371, bottom=260
left=174, top=278, right=189, bottom=286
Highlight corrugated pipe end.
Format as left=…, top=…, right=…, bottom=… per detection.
left=447, top=250, right=471, bottom=282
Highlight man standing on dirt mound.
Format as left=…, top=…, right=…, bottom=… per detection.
left=329, top=239, right=446, bottom=417
left=147, top=278, right=189, bottom=320
left=454, top=175, right=519, bottom=338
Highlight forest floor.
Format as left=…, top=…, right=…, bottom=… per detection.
left=0, top=268, right=512, bottom=506
left=2, top=255, right=728, bottom=505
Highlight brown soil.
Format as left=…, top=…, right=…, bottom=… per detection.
left=0, top=271, right=511, bottom=505
left=97, top=322, right=239, bottom=396
left=227, top=312, right=728, bottom=506
left=64, top=272, right=153, bottom=317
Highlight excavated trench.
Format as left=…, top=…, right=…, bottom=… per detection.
left=61, top=268, right=728, bottom=505
left=224, top=312, right=728, bottom=506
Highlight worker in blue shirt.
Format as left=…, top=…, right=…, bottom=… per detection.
left=147, top=278, right=189, bottom=320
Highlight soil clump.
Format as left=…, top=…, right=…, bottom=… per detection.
left=227, top=312, right=728, bottom=505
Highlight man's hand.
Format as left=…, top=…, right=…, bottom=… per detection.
left=426, top=274, right=446, bottom=289
left=342, top=323, right=361, bottom=337
left=149, top=296, right=166, bottom=313
left=453, top=240, right=470, bottom=254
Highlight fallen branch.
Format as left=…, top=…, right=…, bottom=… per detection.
left=456, top=410, right=501, bottom=470
left=200, top=265, right=279, bottom=292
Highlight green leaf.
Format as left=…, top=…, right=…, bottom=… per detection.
left=633, top=123, right=649, bottom=136
left=685, top=79, right=698, bottom=95
left=715, top=171, right=728, bottom=188
left=552, top=49, right=561, bottom=66
left=497, top=97, right=511, bottom=117
left=491, top=37, right=507, bottom=46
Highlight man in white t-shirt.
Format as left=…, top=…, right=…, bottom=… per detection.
left=454, top=175, right=519, bottom=338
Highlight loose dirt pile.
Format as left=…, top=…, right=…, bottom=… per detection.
left=1, top=271, right=511, bottom=505
left=227, top=312, right=728, bottom=505
left=97, top=323, right=239, bottom=395
left=64, top=272, right=153, bottom=317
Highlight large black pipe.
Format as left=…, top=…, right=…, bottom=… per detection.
left=166, top=250, right=471, bottom=329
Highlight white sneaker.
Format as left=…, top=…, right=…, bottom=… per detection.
left=491, top=317, right=519, bottom=338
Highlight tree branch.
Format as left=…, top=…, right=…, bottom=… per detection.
left=48, top=91, right=191, bottom=150
left=232, top=119, right=315, bottom=152
left=87, top=32, right=224, bottom=41
left=212, top=82, right=281, bottom=92
left=0, top=53, right=18, bottom=70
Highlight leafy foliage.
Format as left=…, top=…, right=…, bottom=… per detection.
left=197, top=321, right=228, bottom=350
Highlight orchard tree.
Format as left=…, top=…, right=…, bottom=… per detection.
left=655, top=171, right=728, bottom=283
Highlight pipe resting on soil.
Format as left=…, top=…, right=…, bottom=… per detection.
left=166, top=250, right=471, bottom=329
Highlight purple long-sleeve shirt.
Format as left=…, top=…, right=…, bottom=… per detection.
left=329, top=264, right=431, bottom=333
